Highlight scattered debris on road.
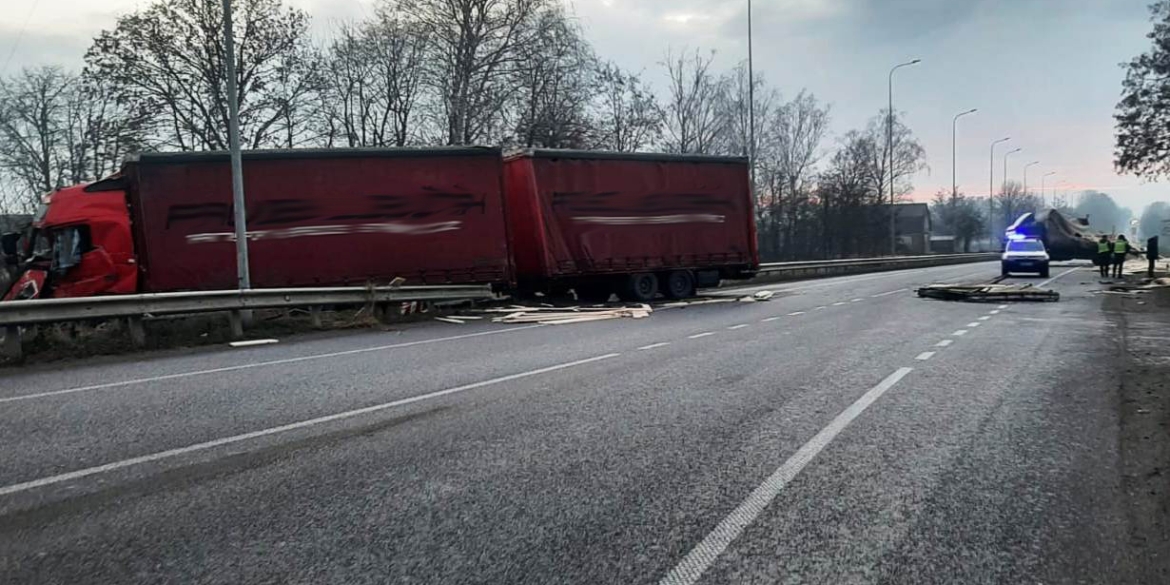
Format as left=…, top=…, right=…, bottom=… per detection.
left=916, top=283, right=1060, bottom=302
left=439, top=304, right=653, bottom=325
left=228, top=339, right=280, bottom=348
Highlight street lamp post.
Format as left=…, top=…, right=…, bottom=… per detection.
left=747, top=0, right=755, bottom=192
left=999, top=147, right=1022, bottom=245
left=888, top=59, right=921, bottom=255
left=989, top=137, right=1011, bottom=245
left=1041, top=172, right=1056, bottom=207
left=1023, top=161, right=1040, bottom=199
left=952, top=108, right=977, bottom=205
left=222, top=0, right=250, bottom=291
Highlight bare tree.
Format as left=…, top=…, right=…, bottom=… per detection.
left=0, top=67, right=73, bottom=202
left=402, top=0, right=549, bottom=145
left=84, top=0, right=321, bottom=151
left=996, top=181, right=1043, bottom=232
left=661, top=48, right=727, bottom=154
left=591, top=62, right=661, bottom=152
left=720, top=61, right=777, bottom=159
left=510, top=5, right=596, bottom=148
left=323, top=6, right=428, bottom=147
left=860, top=109, right=928, bottom=205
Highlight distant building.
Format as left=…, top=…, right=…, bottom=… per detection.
left=877, top=203, right=933, bottom=254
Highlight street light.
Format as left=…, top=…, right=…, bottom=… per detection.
left=989, top=137, right=1011, bottom=244
left=1023, top=161, right=1040, bottom=200
left=952, top=108, right=977, bottom=205
left=222, top=0, right=250, bottom=291
left=747, top=0, right=755, bottom=192
left=998, top=147, right=1022, bottom=244
left=888, top=58, right=921, bottom=255
left=1041, top=172, right=1056, bottom=207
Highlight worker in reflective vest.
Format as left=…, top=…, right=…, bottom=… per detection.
left=1112, top=235, right=1129, bottom=279
left=1097, top=235, right=1112, bottom=277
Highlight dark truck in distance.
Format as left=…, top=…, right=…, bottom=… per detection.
left=2, top=148, right=758, bottom=303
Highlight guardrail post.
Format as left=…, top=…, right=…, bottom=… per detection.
left=2, top=325, right=21, bottom=362
left=127, top=316, right=147, bottom=348
left=309, top=306, right=323, bottom=328
left=228, top=310, right=245, bottom=339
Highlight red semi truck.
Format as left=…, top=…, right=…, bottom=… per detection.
left=1, top=148, right=757, bottom=303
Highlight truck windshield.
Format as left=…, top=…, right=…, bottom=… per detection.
left=1007, top=239, right=1045, bottom=252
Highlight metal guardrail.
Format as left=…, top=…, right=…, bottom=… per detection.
left=749, top=253, right=1000, bottom=283
left=0, top=284, right=496, bottom=360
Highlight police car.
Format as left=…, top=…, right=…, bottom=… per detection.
left=1001, top=237, right=1050, bottom=278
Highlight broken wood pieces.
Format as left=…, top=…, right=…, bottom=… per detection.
left=916, top=283, right=1059, bottom=302
left=435, top=304, right=654, bottom=325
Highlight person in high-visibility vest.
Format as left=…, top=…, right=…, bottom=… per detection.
left=1112, top=234, right=1129, bottom=278
left=1097, top=235, right=1112, bottom=277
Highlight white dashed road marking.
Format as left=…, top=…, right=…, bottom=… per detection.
left=851, top=298, right=863, bottom=303
left=788, top=311, right=806, bottom=316
left=728, top=324, right=749, bottom=330
left=936, top=339, right=954, bottom=347
left=871, top=288, right=909, bottom=298
left=0, top=353, right=621, bottom=497
left=954, top=330, right=969, bottom=336
left=916, top=352, right=936, bottom=361
left=688, top=332, right=716, bottom=339
left=639, top=343, right=671, bottom=351
left=815, top=306, right=827, bottom=311
left=990, top=310, right=1001, bottom=315
left=997, top=305, right=1009, bottom=309
left=657, top=368, right=915, bottom=585
left=762, top=317, right=781, bottom=323
left=967, top=322, right=981, bottom=328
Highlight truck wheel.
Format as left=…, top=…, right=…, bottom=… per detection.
left=622, top=273, right=659, bottom=302
left=1040, top=265, right=1050, bottom=278
left=664, top=270, right=696, bottom=299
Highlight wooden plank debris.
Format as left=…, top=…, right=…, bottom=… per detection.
left=916, top=284, right=1059, bottom=302
left=438, top=303, right=654, bottom=325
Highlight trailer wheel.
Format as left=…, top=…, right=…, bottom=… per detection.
left=664, top=270, right=696, bottom=299
left=621, top=273, right=659, bottom=302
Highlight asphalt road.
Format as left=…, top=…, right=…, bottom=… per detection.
left=0, top=261, right=1154, bottom=584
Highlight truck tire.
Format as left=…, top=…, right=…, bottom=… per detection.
left=1040, top=264, right=1050, bottom=278
left=621, top=273, right=659, bottom=302
left=664, top=270, right=696, bottom=299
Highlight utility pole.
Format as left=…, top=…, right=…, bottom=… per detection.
left=223, top=0, right=250, bottom=291
left=1041, top=172, right=1056, bottom=207
left=989, top=137, right=1010, bottom=248
left=888, top=59, right=920, bottom=255
left=1023, top=161, right=1040, bottom=200
left=952, top=109, right=977, bottom=205
left=747, top=0, right=755, bottom=193
left=1000, top=147, right=1022, bottom=247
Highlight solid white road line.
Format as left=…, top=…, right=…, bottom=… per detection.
left=728, top=324, right=749, bottom=330
left=1039, top=267, right=1080, bottom=288
left=788, top=311, right=806, bottom=316
left=915, top=352, right=936, bottom=361
left=953, top=330, right=969, bottom=336
left=688, top=332, right=716, bottom=339
left=0, top=353, right=620, bottom=498
left=0, top=325, right=544, bottom=405
left=761, top=317, right=781, bottom=323
left=871, top=288, right=909, bottom=298
left=967, top=322, right=981, bottom=328
left=978, top=316, right=991, bottom=321
left=657, top=367, right=914, bottom=585
left=936, top=339, right=954, bottom=347
left=638, top=343, right=671, bottom=351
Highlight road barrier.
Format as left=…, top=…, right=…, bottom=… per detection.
left=0, top=284, right=496, bottom=361
left=748, top=253, right=1000, bottom=284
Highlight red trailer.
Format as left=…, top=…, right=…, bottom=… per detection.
left=503, top=150, right=758, bottom=301
left=2, top=148, right=513, bottom=299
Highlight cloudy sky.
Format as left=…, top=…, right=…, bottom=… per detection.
left=1, top=0, right=1164, bottom=212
